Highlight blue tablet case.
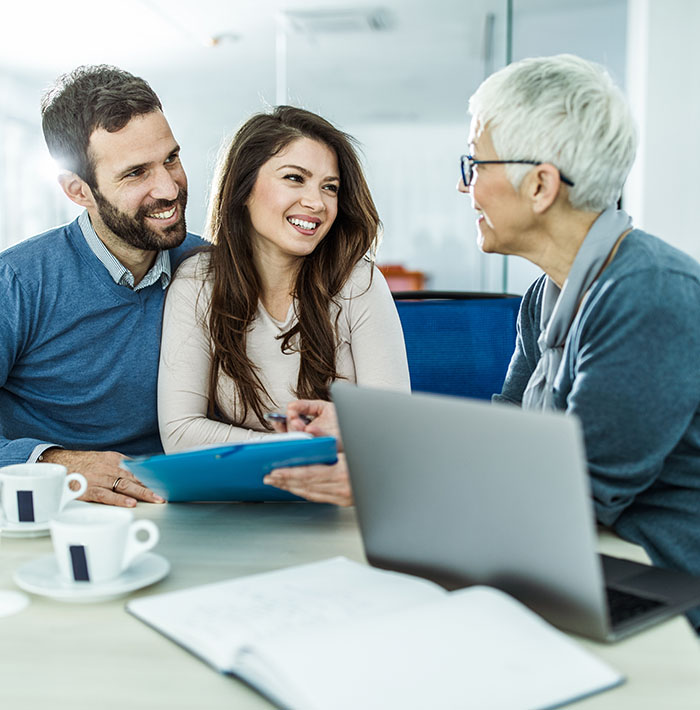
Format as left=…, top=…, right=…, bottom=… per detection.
left=123, top=436, right=338, bottom=502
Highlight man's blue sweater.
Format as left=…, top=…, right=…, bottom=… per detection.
left=0, top=217, right=202, bottom=464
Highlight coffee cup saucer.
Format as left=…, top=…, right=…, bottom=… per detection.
left=0, top=500, right=90, bottom=538
left=13, top=552, right=170, bottom=603
left=0, top=518, right=51, bottom=538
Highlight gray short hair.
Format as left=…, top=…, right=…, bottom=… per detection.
left=468, top=54, right=637, bottom=212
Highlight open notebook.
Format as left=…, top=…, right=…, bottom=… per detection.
left=127, top=557, right=623, bottom=710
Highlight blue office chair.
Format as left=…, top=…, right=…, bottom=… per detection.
left=393, top=291, right=522, bottom=400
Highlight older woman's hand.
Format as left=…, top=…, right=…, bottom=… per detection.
left=263, top=453, right=352, bottom=506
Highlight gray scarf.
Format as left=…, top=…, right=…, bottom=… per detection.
left=521, top=206, right=633, bottom=410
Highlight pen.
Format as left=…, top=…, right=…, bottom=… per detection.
left=263, top=412, right=314, bottom=425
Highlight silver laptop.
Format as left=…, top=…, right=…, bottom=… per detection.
left=332, top=382, right=700, bottom=642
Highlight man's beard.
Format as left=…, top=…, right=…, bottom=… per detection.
left=92, top=188, right=188, bottom=251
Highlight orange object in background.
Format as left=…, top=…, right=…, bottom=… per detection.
left=377, top=264, right=426, bottom=291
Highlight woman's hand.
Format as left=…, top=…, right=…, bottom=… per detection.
left=264, top=454, right=352, bottom=506
left=264, top=399, right=350, bottom=504
left=285, top=399, right=343, bottom=451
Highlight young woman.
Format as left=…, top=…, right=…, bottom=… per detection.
left=157, top=107, right=410, bottom=491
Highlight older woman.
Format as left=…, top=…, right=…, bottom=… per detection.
left=462, top=54, right=700, bottom=631
left=283, top=55, right=700, bottom=631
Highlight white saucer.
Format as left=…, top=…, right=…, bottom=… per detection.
left=0, top=518, right=50, bottom=538
left=0, top=589, right=30, bottom=617
left=0, top=500, right=90, bottom=538
left=12, top=552, right=170, bottom=603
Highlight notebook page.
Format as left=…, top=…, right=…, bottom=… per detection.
left=245, top=585, right=624, bottom=710
left=127, top=557, right=444, bottom=672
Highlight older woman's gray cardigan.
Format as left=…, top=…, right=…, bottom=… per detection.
left=495, top=229, right=700, bottom=631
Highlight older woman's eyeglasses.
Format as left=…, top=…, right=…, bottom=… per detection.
left=460, top=155, right=575, bottom=188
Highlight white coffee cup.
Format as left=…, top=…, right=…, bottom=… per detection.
left=0, top=463, right=87, bottom=525
left=50, top=507, right=159, bottom=584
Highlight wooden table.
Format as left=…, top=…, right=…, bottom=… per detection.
left=1, top=502, right=698, bottom=709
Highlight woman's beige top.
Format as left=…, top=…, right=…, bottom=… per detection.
left=158, top=252, right=410, bottom=452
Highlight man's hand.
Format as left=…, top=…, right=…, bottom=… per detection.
left=40, top=448, right=164, bottom=507
left=263, top=454, right=352, bottom=506
left=285, top=400, right=343, bottom=451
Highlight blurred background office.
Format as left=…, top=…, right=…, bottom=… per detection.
left=0, top=0, right=696, bottom=294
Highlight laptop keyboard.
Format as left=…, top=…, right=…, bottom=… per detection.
left=606, top=587, right=666, bottom=626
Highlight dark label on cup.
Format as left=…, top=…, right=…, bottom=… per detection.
left=16, top=490, right=35, bottom=522
left=69, top=545, right=90, bottom=582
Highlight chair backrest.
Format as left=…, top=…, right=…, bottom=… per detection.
left=377, top=263, right=426, bottom=291
left=393, top=291, right=522, bottom=400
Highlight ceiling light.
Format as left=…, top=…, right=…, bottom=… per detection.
left=282, top=7, right=395, bottom=35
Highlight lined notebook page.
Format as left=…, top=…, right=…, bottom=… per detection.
left=127, top=557, right=444, bottom=670
left=246, top=585, right=624, bottom=710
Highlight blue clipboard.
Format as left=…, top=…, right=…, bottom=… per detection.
left=122, top=435, right=338, bottom=502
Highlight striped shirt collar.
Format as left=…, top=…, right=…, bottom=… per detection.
left=78, top=210, right=171, bottom=291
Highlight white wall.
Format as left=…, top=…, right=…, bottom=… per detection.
left=0, top=72, right=78, bottom=249
left=349, top=123, right=504, bottom=291
left=625, top=0, right=700, bottom=261
left=505, top=0, right=629, bottom=295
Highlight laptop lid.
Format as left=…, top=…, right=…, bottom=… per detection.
left=334, top=383, right=700, bottom=641
left=333, top=382, right=612, bottom=639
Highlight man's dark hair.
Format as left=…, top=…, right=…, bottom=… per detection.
left=41, top=65, right=162, bottom=187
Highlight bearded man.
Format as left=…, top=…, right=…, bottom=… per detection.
left=0, top=65, right=203, bottom=506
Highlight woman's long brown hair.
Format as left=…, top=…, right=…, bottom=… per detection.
left=205, top=106, right=380, bottom=428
